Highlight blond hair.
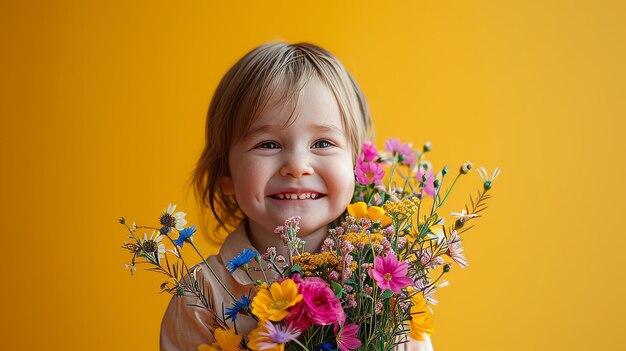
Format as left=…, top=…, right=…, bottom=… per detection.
left=191, top=42, right=373, bottom=243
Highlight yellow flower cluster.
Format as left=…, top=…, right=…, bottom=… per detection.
left=383, top=197, right=420, bottom=220
left=293, top=252, right=342, bottom=277
left=343, top=232, right=386, bottom=247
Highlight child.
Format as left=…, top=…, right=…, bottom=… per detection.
left=160, top=42, right=433, bottom=351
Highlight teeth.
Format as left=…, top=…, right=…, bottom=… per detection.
left=273, top=192, right=321, bottom=200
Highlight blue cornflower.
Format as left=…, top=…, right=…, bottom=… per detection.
left=314, top=342, right=337, bottom=351
left=173, top=225, right=196, bottom=247
left=225, top=295, right=252, bottom=322
left=225, top=248, right=258, bottom=273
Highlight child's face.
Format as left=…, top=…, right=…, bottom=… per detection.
left=224, top=78, right=355, bottom=239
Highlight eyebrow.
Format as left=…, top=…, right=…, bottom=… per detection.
left=244, top=123, right=345, bottom=138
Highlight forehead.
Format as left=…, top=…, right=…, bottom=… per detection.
left=246, top=78, right=345, bottom=135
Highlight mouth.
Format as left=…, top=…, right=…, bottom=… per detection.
left=268, top=191, right=326, bottom=200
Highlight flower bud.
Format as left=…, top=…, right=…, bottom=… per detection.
left=460, top=161, right=473, bottom=174
left=442, top=166, right=449, bottom=176
left=443, top=263, right=452, bottom=273
left=423, top=141, right=432, bottom=152
left=484, top=180, right=493, bottom=190
left=455, top=218, right=466, bottom=230
left=433, top=179, right=440, bottom=188
left=160, top=226, right=171, bottom=235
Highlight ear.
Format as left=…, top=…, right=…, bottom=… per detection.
left=218, top=176, right=235, bottom=195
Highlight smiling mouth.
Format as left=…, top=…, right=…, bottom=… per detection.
left=269, top=192, right=326, bottom=200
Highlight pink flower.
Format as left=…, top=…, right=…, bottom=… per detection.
left=384, top=138, right=416, bottom=168
left=361, top=141, right=378, bottom=162
left=334, top=323, right=362, bottom=351
left=368, top=254, right=413, bottom=294
left=416, top=169, right=435, bottom=197
left=285, top=277, right=346, bottom=331
left=355, top=157, right=385, bottom=185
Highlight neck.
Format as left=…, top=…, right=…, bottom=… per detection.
left=245, top=218, right=329, bottom=258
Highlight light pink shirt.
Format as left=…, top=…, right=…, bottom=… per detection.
left=160, top=221, right=433, bottom=351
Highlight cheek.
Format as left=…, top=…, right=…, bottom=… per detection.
left=325, top=160, right=355, bottom=201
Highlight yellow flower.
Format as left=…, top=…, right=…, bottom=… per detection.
left=407, top=289, right=434, bottom=341
left=251, top=279, right=302, bottom=322
left=347, top=202, right=392, bottom=226
left=197, top=328, right=242, bottom=351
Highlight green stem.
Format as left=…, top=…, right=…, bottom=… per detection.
left=257, top=257, right=270, bottom=285
left=291, top=338, right=310, bottom=351
left=365, top=184, right=375, bottom=205
left=244, top=267, right=258, bottom=285
left=436, top=173, right=461, bottom=210
left=189, top=241, right=236, bottom=301
left=387, top=163, right=397, bottom=193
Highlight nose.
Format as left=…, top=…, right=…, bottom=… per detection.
left=279, top=150, right=314, bottom=178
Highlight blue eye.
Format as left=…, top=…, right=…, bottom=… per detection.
left=257, top=141, right=280, bottom=149
left=312, top=140, right=333, bottom=149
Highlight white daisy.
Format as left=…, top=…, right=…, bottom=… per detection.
left=139, top=231, right=166, bottom=259
left=160, top=203, right=188, bottom=231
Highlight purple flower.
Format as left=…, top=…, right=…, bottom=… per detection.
left=384, top=138, right=416, bottom=168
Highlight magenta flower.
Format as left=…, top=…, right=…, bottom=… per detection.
left=334, top=323, right=362, bottom=351
left=361, top=141, right=378, bottom=162
left=285, top=277, right=346, bottom=331
left=384, top=138, right=416, bottom=168
left=368, top=254, right=413, bottom=294
left=416, top=169, right=435, bottom=197
left=355, top=157, right=385, bottom=185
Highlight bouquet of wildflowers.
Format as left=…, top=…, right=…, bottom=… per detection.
left=121, top=138, right=500, bottom=351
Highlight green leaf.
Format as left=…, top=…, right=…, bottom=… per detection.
left=380, top=289, right=394, bottom=299
left=331, top=281, right=345, bottom=298
left=290, top=264, right=302, bottom=273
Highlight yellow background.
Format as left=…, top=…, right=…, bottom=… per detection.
left=2, top=0, right=625, bottom=350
